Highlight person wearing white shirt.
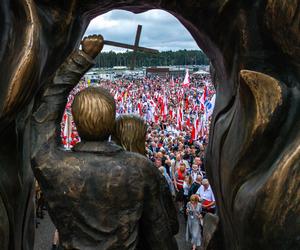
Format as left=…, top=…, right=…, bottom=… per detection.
left=196, top=179, right=216, bottom=214
left=190, top=164, right=203, bottom=183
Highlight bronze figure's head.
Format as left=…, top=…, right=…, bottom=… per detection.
left=72, top=87, right=116, bottom=141
left=114, top=114, right=147, bottom=155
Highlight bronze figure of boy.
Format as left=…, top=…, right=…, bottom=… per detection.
left=31, top=35, right=178, bottom=250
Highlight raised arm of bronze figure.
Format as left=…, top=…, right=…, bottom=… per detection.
left=31, top=35, right=104, bottom=158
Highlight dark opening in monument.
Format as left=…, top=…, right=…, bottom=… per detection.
left=1, top=2, right=299, bottom=250
left=59, top=11, right=214, bottom=163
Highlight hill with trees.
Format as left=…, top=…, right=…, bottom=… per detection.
left=94, top=50, right=209, bottom=68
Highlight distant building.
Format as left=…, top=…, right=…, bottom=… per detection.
left=146, top=66, right=186, bottom=78
left=146, top=66, right=202, bottom=78
left=113, top=66, right=128, bottom=70
left=146, top=67, right=171, bottom=78
left=169, top=67, right=187, bottom=78
left=193, top=69, right=209, bottom=76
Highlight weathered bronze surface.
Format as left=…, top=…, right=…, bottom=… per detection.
left=72, top=86, right=116, bottom=141
left=114, top=114, right=148, bottom=155
left=0, top=1, right=299, bottom=249
left=30, top=36, right=178, bottom=249
left=200, top=213, right=221, bottom=250
left=113, top=114, right=179, bottom=249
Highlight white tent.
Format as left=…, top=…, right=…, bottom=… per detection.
left=193, top=70, right=209, bottom=75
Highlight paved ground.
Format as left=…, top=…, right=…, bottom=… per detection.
left=176, top=214, right=192, bottom=250
left=34, top=212, right=55, bottom=250
left=34, top=211, right=194, bottom=250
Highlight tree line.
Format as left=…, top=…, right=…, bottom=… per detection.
left=94, top=50, right=209, bottom=68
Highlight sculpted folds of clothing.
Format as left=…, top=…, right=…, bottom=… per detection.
left=32, top=142, right=178, bottom=249
left=33, top=143, right=143, bottom=249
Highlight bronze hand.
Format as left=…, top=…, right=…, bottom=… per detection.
left=81, top=34, right=104, bottom=59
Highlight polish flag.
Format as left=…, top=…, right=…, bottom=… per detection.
left=182, top=68, right=190, bottom=88
left=186, top=114, right=191, bottom=127
left=170, top=76, right=175, bottom=87
left=126, top=82, right=133, bottom=91
left=196, top=114, right=200, bottom=132
left=191, top=121, right=196, bottom=142
left=154, top=113, right=159, bottom=123
left=160, top=96, right=164, bottom=116
left=162, top=95, right=168, bottom=121
left=185, top=97, right=189, bottom=111
left=62, top=111, right=73, bottom=150
left=199, top=116, right=206, bottom=138
left=179, top=102, right=183, bottom=121
left=177, top=105, right=183, bottom=131
left=200, top=86, right=207, bottom=111
left=137, top=102, right=143, bottom=116
left=169, top=108, right=173, bottom=120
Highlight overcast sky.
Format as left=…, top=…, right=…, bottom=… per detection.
left=85, top=10, right=200, bottom=52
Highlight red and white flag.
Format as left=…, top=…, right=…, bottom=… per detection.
left=191, top=121, right=196, bottom=142
left=177, top=104, right=183, bottom=131
left=162, top=95, right=168, bottom=121
left=200, top=86, right=207, bottom=111
left=169, top=107, right=174, bottom=120
left=186, top=114, right=191, bottom=127
left=182, top=68, right=190, bottom=88
left=137, top=102, right=143, bottom=116
left=170, top=76, right=175, bottom=87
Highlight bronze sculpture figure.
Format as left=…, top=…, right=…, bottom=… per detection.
left=114, top=114, right=148, bottom=156
left=113, top=114, right=179, bottom=249
left=31, top=35, right=178, bottom=250
left=0, top=0, right=299, bottom=249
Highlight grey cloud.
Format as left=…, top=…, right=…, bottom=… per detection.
left=85, top=10, right=200, bottom=52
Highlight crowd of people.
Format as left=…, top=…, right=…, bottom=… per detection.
left=104, top=72, right=216, bottom=250
left=37, top=71, right=217, bottom=249
left=61, top=71, right=215, bottom=150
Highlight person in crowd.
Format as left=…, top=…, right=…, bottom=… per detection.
left=189, top=175, right=203, bottom=199
left=171, top=152, right=189, bottom=179
left=174, top=162, right=186, bottom=212
left=160, top=148, right=171, bottom=176
left=113, top=114, right=147, bottom=155
left=164, top=158, right=172, bottom=176
left=186, top=194, right=202, bottom=250
left=183, top=175, right=193, bottom=220
left=183, top=146, right=194, bottom=167
left=149, top=141, right=159, bottom=154
left=52, top=229, right=60, bottom=250
left=190, top=164, right=202, bottom=182
left=196, top=179, right=216, bottom=215
left=155, top=157, right=163, bottom=168
left=194, top=157, right=206, bottom=177
left=159, top=166, right=176, bottom=198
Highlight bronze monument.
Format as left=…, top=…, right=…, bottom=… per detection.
left=114, top=114, right=148, bottom=156
left=113, top=114, right=179, bottom=249
left=31, top=35, right=178, bottom=249
left=0, top=1, right=299, bottom=250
